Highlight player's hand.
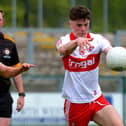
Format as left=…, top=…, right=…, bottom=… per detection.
left=75, top=37, right=93, bottom=55
left=76, top=37, right=93, bottom=48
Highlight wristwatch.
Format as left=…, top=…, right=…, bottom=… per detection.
left=18, top=92, right=26, bottom=97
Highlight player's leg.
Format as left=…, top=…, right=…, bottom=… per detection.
left=64, top=100, right=92, bottom=126
left=0, top=118, right=10, bottom=126
left=92, top=105, right=124, bottom=126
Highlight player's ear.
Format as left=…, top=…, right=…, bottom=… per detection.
left=68, top=20, right=72, bottom=29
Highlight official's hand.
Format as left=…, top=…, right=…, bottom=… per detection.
left=21, top=63, right=37, bottom=72
left=16, top=96, right=24, bottom=112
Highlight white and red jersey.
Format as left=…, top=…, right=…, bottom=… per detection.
left=56, top=32, right=111, bottom=103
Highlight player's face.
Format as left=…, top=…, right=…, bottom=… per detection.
left=0, top=12, right=4, bottom=28
left=69, top=19, right=90, bottom=38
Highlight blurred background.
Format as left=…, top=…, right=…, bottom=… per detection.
left=0, top=0, right=126, bottom=126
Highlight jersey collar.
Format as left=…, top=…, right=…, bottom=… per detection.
left=70, top=32, right=91, bottom=40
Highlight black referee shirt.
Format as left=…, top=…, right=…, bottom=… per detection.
left=0, top=32, right=20, bottom=93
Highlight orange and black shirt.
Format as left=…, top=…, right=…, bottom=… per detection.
left=0, top=32, right=20, bottom=93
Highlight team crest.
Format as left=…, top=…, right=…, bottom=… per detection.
left=4, top=48, right=10, bottom=55
left=3, top=48, right=11, bottom=59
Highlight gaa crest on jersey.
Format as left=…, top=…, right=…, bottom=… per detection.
left=79, top=45, right=94, bottom=57
left=4, top=48, right=10, bottom=55
left=3, top=48, right=11, bottom=59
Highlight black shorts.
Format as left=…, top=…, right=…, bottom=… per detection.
left=0, top=92, right=13, bottom=118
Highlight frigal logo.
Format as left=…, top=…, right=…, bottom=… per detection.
left=62, top=54, right=100, bottom=71
left=69, top=57, right=95, bottom=69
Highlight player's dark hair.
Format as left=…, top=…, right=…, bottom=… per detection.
left=69, top=5, right=91, bottom=21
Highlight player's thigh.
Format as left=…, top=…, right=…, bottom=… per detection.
left=92, top=105, right=123, bottom=126
left=64, top=100, right=91, bottom=126
left=0, top=118, right=10, bottom=126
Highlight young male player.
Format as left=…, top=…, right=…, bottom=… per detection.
left=56, top=5, right=124, bottom=126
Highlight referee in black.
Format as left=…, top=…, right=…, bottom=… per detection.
left=0, top=9, right=26, bottom=126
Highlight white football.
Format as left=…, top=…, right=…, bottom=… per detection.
left=106, top=47, right=126, bottom=71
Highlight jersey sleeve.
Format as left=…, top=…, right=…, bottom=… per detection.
left=56, top=34, right=70, bottom=50
left=97, top=34, right=112, bottom=52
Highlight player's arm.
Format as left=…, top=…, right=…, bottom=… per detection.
left=57, top=37, right=93, bottom=56
left=0, top=63, right=35, bottom=78
left=103, top=47, right=112, bottom=55
left=57, top=39, right=77, bottom=56
left=101, top=35, right=112, bottom=55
